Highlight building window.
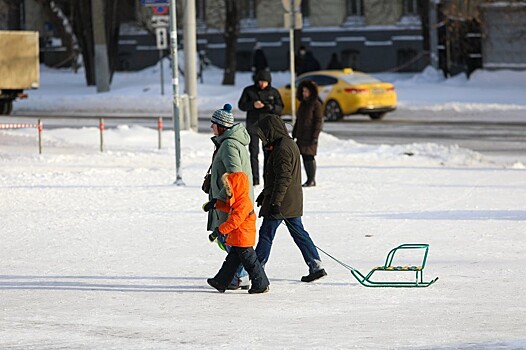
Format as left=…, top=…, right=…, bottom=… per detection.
left=300, top=0, right=310, bottom=27
left=347, top=0, right=364, bottom=16
left=240, top=0, right=257, bottom=29
left=343, top=0, right=365, bottom=27
left=403, top=0, right=418, bottom=16
left=399, top=0, right=421, bottom=26
left=342, top=49, right=360, bottom=70
left=397, top=48, right=419, bottom=72
left=196, top=0, right=206, bottom=29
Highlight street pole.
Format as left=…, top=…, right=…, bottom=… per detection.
left=429, top=0, right=439, bottom=70
left=91, top=0, right=110, bottom=92
left=160, top=48, right=164, bottom=95
left=289, top=0, right=296, bottom=126
left=183, top=0, right=198, bottom=132
left=170, top=0, right=184, bottom=185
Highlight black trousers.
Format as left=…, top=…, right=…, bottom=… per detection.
left=248, top=128, right=260, bottom=182
left=214, top=246, right=269, bottom=289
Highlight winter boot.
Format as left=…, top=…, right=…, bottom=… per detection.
left=302, top=159, right=316, bottom=187
left=301, top=269, right=327, bottom=282
left=227, top=275, right=250, bottom=290
left=207, top=278, right=226, bottom=293
left=248, top=285, right=270, bottom=294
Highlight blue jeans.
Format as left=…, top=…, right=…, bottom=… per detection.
left=255, top=216, right=322, bottom=274
left=217, top=234, right=249, bottom=279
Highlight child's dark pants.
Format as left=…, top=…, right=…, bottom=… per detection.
left=214, top=246, right=269, bottom=289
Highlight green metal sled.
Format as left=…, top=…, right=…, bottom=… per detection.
left=340, top=244, right=439, bottom=288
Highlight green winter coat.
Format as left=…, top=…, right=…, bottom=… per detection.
left=207, top=123, right=254, bottom=231
left=255, top=114, right=303, bottom=219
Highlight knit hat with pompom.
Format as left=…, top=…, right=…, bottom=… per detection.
left=211, top=103, right=234, bottom=128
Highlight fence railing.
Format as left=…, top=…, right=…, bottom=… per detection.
left=0, top=119, right=43, bottom=154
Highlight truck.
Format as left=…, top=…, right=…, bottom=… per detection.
left=0, top=31, right=40, bottom=115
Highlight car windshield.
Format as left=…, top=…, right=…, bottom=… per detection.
left=340, top=73, right=380, bottom=85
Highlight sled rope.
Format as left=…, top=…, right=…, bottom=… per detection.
left=276, top=214, right=438, bottom=288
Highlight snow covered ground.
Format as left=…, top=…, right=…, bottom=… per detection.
left=2, top=64, right=526, bottom=349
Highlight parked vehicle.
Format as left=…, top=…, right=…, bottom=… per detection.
left=278, top=69, right=397, bottom=121
left=0, top=31, right=40, bottom=115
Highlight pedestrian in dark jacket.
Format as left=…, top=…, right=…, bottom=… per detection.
left=327, top=52, right=343, bottom=70
left=205, top=172, right=270, bottom=294
left=238, top=70, right=284, bottom=186
left=253, top=114, right=327, bottom=282
left=299, top=50, right=321, bottom=74
left=292, top=80, right=323, bottom=187
left=252, top=42, right=269, bottom=83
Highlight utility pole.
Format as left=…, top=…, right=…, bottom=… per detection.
left=429, top=0, right=439, bottom=70
left=183, top=0, right=198, bottom=132
left=170, top=0, right=184, bottom=185
left=91, top=0, right=110, bottom=92
left=282, top=0, right=302, bottom=125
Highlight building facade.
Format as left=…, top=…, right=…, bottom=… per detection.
left=197, top=0, right=427, bottom=72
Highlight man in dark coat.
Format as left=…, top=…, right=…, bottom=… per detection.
left=251, top=42, right=268, bottom=83
left=253, top=114, right=327, bottom=282
left=238, top=70, right=284, bottom=186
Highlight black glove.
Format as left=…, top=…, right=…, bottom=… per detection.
left=255, top=192, right=264, bottom=207
left=270, top=204, right=281, bottom=216
left=202, top=198, right=217, bottom=212
left=208, top=228, right=220, bottom=242
left=312, top=138, right=318, bottom=145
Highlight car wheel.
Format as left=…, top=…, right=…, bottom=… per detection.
left=368, top=112, right=386, bottom=120
left=324, top=100, right=343, bottom=121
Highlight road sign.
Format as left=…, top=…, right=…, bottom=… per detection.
left=140, top=0, right=169, bottom=7
left=156, top=27, right=168, bottom=50
left=152, top=6, right=169, bottom=15
left=151, top=15, right=170, bottom=28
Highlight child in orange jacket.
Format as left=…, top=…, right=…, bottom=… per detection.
left=204, top=172, right=269, bottom=294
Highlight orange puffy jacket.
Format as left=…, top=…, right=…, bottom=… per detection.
left=216, top=172, right=256, bottom=248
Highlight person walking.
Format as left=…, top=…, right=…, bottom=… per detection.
left=253, top=114, right=327, bottom=282
left=251, top=42, right=268, bottom=83
left=238, top=70, right=284, bottom=186
left=292, top=80, right=323, bottom=187
left=205, top=172, right=270, bottom=294
left=205, top=103, right=254, bottom=290
left=327, top=52, right=343, bottom=70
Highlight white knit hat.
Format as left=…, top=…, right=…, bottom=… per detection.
left=211, top=103, right=234, bottom=128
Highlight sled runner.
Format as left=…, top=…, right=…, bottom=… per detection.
left=344, top=244, right=439, bottom=288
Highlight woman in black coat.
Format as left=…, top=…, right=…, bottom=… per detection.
left=292, top=80, right=323, bottom=187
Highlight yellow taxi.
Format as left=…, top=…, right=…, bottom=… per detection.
left=278, top=69, right=397, bottom=121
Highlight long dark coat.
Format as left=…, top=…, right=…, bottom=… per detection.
left=255, top=114, right=303, bottom=219
left=292, top=80, right=323, bottom=156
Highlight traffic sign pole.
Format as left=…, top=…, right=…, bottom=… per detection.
left=170, top=0, right=184, bottom=185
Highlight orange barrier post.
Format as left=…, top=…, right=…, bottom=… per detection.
left=38, top=119, right=43, bottom=154
left=99, top=118, right=104, bottom=152
left=158, top=117, right=163, bottom=149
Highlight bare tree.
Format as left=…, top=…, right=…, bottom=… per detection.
left=33, top=0, right=121, bottom=86
left=222, top=0, right=240, bottom=85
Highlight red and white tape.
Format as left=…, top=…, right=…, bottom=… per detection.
left=0, top=123, right=38, bottom=129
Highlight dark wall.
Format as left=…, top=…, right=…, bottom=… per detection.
left=197, top=27, right=426, bottom=73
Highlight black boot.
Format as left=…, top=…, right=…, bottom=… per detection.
left=302, top=159, right=316, bottom=187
